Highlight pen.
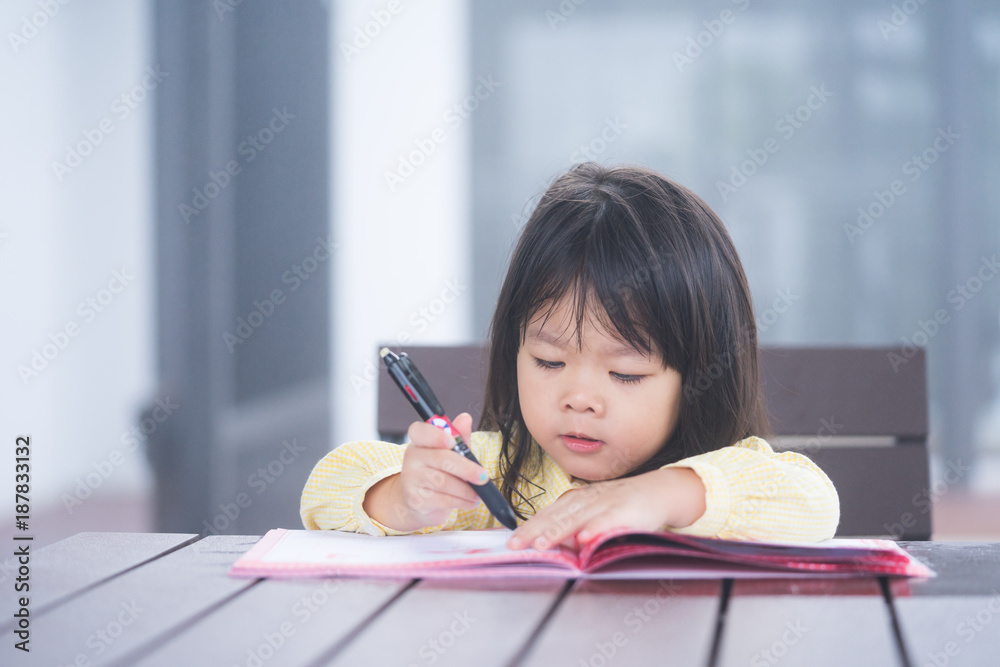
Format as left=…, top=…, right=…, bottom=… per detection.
left=380, top=347, right=519, bottom=530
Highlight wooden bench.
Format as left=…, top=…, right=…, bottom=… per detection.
left=376, top=345, right=932, bottom=540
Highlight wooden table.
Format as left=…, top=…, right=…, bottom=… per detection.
left=2, top=533, right=998, bottom=666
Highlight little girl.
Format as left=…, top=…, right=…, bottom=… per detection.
left=300, top=162, right=839, bottom=549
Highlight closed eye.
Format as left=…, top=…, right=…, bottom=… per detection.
left=611, top=372, right=644, bottom=385
left=535, top=357, right=644, bottom=385
left=533, top=357, right=563, bottom=370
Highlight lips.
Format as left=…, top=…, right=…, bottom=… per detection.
left=561, top=433, right=604, bottom=453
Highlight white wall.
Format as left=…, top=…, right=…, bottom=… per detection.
left=330, top=0, right=473, bottom=448
left=1, top=0, right=154, bottom=517
left=0, top=0, right=472, bottom=525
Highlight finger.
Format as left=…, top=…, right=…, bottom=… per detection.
left=407, top=469, right=481, bottom=509
left=406, top=420, right=454, bottom=449
left=452, top=412, right=473, bottom=445
left=575, top=515, right=632, bottom=545
left=425, top=448, right=490, bottom=486
left=415, top=456, right=484, bottom=502
left=510, top=516, right=581, bottom=551
left=412, top=486, right=481, bottom=511
left=402, top=485, right=479, bottom=515
left=558, top=535, right=580, bottom=550
left=507, top=498, right=596, bottom=550
left=443, top=413, right=493, bottom=486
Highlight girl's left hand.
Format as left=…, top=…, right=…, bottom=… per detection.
left=505, top=467, right=705, bottom=551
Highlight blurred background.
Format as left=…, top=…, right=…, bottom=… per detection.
left=3, top=0, right=1000, bottom=548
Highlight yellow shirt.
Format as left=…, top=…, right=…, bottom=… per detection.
left=299, top=432, right=840, bottom=542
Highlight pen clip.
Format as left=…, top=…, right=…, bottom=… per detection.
left=398, top=353, right=446, bottom=416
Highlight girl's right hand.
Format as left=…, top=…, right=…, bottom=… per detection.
left=395, top=412, right=489, bottom=528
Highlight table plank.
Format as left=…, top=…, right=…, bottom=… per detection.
left=323, top=577, right=567, bottom=666
left=0, top=534, right=257, bottom=667
left=894, top=595, right=1000, bottom=667
left=0, top=532, right=198, bottom=625
left=893, top=542, right=1000, bottom=596
left=717, top=578, right=903, bottom=667
left=130, top=577, right=412, bottom=667
left=520, top=579, right=722, bottom=666
left=888, top=542, right=1000, bottom=666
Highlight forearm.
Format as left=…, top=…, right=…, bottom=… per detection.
left=362, top=474, right=430, bottom=533
left=646, top=467, right=706, bottom=529
left=299, top=440, right=411, bottom=534
left=301, top=433, right=499, bottom=535
left=661, top=437, right=841, bottom=542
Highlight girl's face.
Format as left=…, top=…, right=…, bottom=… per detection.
left=516, top=296, right=683, bottom=482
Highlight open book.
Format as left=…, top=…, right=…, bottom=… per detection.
left=229, top=528, right=933, bottom=580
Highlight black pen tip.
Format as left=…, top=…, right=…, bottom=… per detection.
left=499, top=512, right=518, bottom=531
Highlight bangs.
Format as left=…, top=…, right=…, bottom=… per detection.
left=511, top=191, right=690, bottom=373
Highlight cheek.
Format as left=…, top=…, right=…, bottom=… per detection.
left=515, top=354, right=540, bottom=420
left=628, top=378, right=682, bottom=443
left=515, top=354, right=532, bottom=401
left=616, top=410, right=669, bottom=449
left=657, top=379, right=683, bottom=440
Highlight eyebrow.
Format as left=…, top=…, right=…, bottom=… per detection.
left=527, top=327, right=647, bottom=359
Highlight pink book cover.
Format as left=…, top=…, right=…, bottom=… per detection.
left=228, top=528, right=934, bottom=580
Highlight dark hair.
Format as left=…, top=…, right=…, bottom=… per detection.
left=478, top=162, right=770, bottom=519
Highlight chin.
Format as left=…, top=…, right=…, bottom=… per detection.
left=562, top=463, right=612, bottom=483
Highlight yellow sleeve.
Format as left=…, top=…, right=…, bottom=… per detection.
left=660, top=436, right=840, bottom=542
left=299, top=432, right=505, bottom=535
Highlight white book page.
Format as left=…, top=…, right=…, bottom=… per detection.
left=259, top=529, right=523, bottom=566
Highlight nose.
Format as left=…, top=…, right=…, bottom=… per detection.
left=561, top=369, right=605, bottom=417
